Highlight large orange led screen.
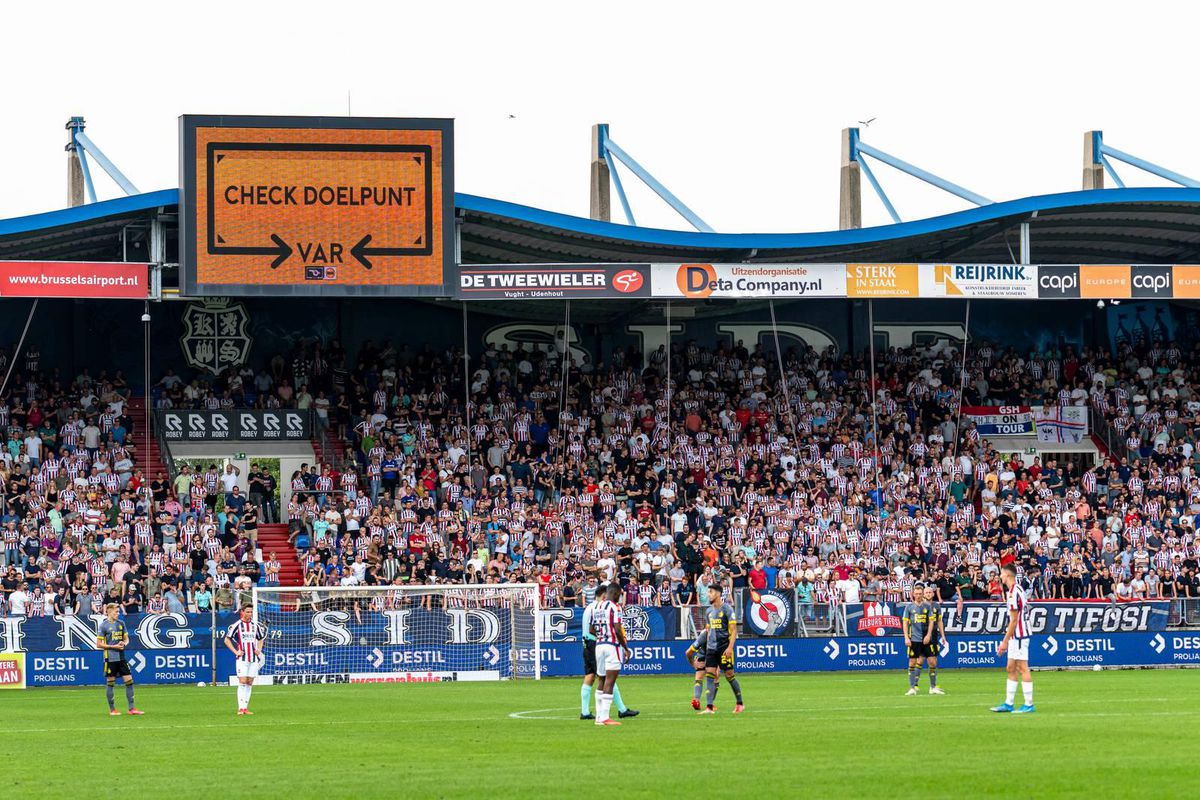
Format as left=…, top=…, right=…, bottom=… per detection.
left=180, top=115, right=453, bottom=297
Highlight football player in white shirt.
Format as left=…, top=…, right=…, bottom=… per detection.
left=591, top=583, right=631, bottom=727
left=992, top=564, right=1035, bottom=713
left=579, top=584, right=638, bottom=721
left=225, top=605, right=267, bottom=715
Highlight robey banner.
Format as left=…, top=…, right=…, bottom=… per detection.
left=156, top=409, right=311, bottom=441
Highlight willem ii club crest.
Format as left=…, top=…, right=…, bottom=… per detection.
left=180, top=298, right=251, bottom=375
left=857, top=601, right=903, bottom=637
left=621, top=606, right=652, bottom=641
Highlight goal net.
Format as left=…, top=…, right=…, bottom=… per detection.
left=252, top=584, right=541, bottom=683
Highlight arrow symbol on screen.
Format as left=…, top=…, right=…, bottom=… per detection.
left=350, top=233, right=423, bottom=270
left=268, top=234, right=293, bottom=269
left=209, top=233, right=293, bottom=268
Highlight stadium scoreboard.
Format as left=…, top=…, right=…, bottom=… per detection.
left=179, top=115, right=453, bottom=297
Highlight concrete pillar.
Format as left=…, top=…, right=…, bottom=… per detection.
left=1083, top=131, right=1104, bottom=190
left=66, top=116, right=86, bottom=207
left=589, top=124, right=611, bottom=222
left=67, top=149, right=84, bottom=207
left=839, top=127, right=861, bottom=230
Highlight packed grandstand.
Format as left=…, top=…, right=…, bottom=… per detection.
left=2, top=327, right=1199, bottom=625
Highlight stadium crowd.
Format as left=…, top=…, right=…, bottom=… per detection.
left=4, top=331, right=1200, bottom=622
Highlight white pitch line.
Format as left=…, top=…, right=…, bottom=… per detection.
left=509, top=708, right=1200, bottom=722
left=508, top=694, right=1183, bottom=721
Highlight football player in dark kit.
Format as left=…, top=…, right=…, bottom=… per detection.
left=699, top=584, right=744, bottom=714
left=96, top=603, right=145, bottom=716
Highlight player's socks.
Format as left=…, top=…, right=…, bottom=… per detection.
left=908, top=668, right=920, bottom=688
left=1021, top=681, right=1033, bottom=706
left=1005, top=679, right=1018, bottom=706
left=928, top=668, right=937, bottom=689
left=581, top=683, right=593, bottom=716
left=244, top=684, right=253, bottom=709
left=728, top=678, right=743, bottom=705
left=692, top=679, right=703, bottom=703
left=612, top=684, right=627, bottom=714
left=125, top=683, right=136, bottom=711
left=704, top=676, right=717, bottom=709
left=596, top=692, right=612, bottom=723
left=237, top=684, right=249, bottom=710
left=106, top=683, right=116, bottom=711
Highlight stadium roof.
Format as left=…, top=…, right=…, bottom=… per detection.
left=5, top=186, right=1200, bottom=268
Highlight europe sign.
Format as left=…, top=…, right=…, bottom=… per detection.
left=180, top=115, right=453, bottom=297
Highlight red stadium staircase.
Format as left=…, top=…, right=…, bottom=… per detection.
left=311, top=434, right=340, bottom=470
left=126, top=397, right=168, bottom=478
left=257, top=524, right=304, bottom=585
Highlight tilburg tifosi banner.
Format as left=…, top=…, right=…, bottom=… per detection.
left=842, top=601, right=1171, bottom=638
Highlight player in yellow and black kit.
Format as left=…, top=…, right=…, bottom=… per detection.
left=923, top=584, right=946, bottom=695
left=698, top=584, right=744, bottom=714
left=96, top=603, right=145, bottom=716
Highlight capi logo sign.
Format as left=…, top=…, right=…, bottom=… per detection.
left=1037, top=266, right=1080, bottom=298
left=1131, top=265, right=1172, bottom=297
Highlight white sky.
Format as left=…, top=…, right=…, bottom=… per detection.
left=1, top=0, right=1196, bottom=233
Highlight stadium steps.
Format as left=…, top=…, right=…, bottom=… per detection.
left=125, top=397, right=168, bottom=477
left=311, top=435, right=336, bottom=469
left=257, top=523, right=305, bottom=585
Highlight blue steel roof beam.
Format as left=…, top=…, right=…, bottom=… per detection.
left=856, top=155, right=902, bottom=224
left=1099, top=154, right=1127, bottom=189
left=1099, top=142, right=1200, bottom=188
left=73, top=131, right=140, bottom=196
left=855, top=140, right=993, bottom=206
left=74, top=142, right=98, bottom=205
left=602, top=138, right=715, bottom=233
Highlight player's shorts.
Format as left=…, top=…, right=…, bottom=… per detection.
left=236, top=658, right=263, bottom=679
left=582, top=639, right=597, bottom=675
left=104, top=659, right=131, bottom=679
left=594, top=643, right=622, bottom=674
left=704, top=649, right=735, bottom=671
left=907, top=642, right=936, bottom=659
left=1007, top=637, right=1030, bottom=662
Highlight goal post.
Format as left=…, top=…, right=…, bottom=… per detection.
left=251, top=584, right=542, bottom=683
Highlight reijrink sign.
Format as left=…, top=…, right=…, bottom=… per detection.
left=180, top=115, right=453, bottom=297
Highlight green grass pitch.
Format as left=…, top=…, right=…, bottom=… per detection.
left=5, top=669, right=1197, bottom=799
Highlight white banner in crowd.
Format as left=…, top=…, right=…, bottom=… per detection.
left=1035, top=406, right=1089, bottom=443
